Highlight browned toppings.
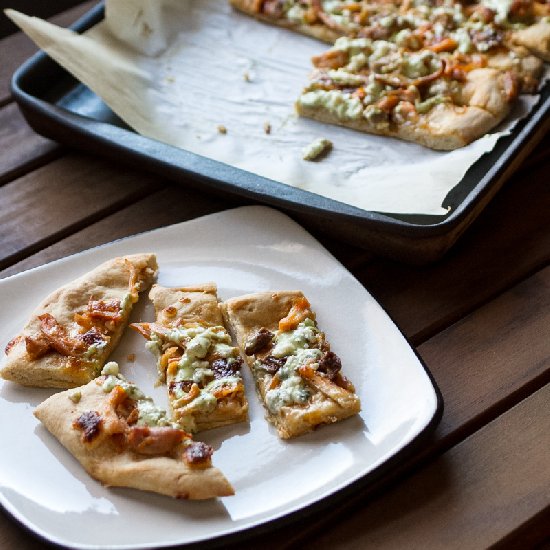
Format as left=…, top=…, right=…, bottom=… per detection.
left=312, top=49, right=349, bottom=69
left=73, top=411, right=103, bottom=443
left=317, top=351, right=342, bottom=381
left=279, top=296, right=314, bottom=331
left=375, top=57, right=445, bottom=88
left=258, top=355, right=286, bottom=374
left=126, top=426, right=187, bottom=455
left=262, top=0, right=286, bottom=17
left=86, top=299, right=123, bottom=322
left=211, top=357, right=243, bottom=379
left=245, top=327, right=274, bottom=355
left=39, top=313, right=87, bottom=356
left=169, top=379, right=195, bottom=395
left=429, top=37, right=458, bottom=53
left=4, top=335, right=22, bottom=355
left=81, top=327, right=105, bottom=347
left=183, top=441, right=213, bottom=466
left=24, top=334, right=50, bottom=360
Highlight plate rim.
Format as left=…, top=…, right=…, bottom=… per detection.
left=0, top=205, right=444, bottom=549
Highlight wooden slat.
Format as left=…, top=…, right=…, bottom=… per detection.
left=355, top=160, right=550, bottom=345
left=0, top=185, right=242, bottom=279
left=418, top=266, right=550, bottom=447
left=0, top=153, right=160, bottom=270
left=0, top=103, right=60, bottom=185
left=228, top=266, right=550, bottom=550
left=294, top=384, right=550, bottom=550
left=0, top=1, right=96, bottom=106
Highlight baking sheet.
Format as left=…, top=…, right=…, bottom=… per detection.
left=5, top=0, right=544, bottom=214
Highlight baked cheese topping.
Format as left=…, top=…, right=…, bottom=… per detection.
left=139, top=323, right=244, bottom=429
left=100, top=362, right=177, bottom=428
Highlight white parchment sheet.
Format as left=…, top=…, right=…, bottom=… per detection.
left=7, top=0, right=543, bottom=214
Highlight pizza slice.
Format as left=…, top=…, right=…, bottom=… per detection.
left=231, top=1, right=547, bottom=92
left=34, top=361, right=234, bottom=499
left=1, top=254, right=157, bottom=388
left=131, top=284, right=248, bottom=434
left=296, top=37, right=519, bottom=149
left=221, top=291, right=361, bottom=439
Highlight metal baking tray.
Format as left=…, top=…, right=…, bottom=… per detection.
left=11, top=2, right=550, bottom=263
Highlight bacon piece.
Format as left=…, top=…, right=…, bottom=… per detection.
left=87, top=299, right=123, bottom=323
left=244, top=327, right=274, bottom=355
left=183, top=441, right=213, bottom=467
left=73, top=411, right=103, bottom=443
left=126, top=426, right=187, bottom=455
left=39, top=314, right=87, bottom=356
left=24, top=335, right=51, bottom=359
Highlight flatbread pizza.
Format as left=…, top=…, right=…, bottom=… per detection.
left=131, top=284, right=248, bottom=434
left=34, top=362, right=234, bottom=499
left=2, top=254, right=157, bottom=388
left=221, top=291, right=361, bottom=439
left=296, top=37, right=519, bottom=149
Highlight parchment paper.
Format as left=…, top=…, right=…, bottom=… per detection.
left=7, top=0, right=544, bottom=214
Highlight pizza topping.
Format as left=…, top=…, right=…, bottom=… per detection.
left=4, top=335, right=23, bottom=355
left=24, top=334, right=51, bottom=360
left=302, top=137, right=333, bottom=160
left=126, top=426, right=187, bottom=455
left=73, top=410, right=103, bottom=443
left=183, top=441, right=214, bottom=466
left=68, top=390, right=82, bottom=403
left=257, top=355, right=287, bottom=374
left=211, top=356, right=243, bottom=379
left=317, top=350, right=342, bottom=380
left=245, top=328, right=274, bottom=355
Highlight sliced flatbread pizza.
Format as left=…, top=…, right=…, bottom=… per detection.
left=231, top=0, right=548, bottom=93
left=296, top=37, right=519, bottom=149
left=2, top=254, right=157, bottom=388
left=131, top=284, right=248, bottom=434
left=221, top=291, right=361, bottom=439
left=34, top=362, right=234, bottom=499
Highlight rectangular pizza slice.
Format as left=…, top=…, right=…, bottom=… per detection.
left=221, top=291, right=361, bottom=439
left=131, top=284, right=248, bottom=434
left=1, top=254, right=158, bottom=388
left=34, top=361, right=234, bottom=499
left=296, top=37, right=519, bottom=149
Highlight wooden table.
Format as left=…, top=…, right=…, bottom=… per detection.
left=1, top=3, right=549, bottom=548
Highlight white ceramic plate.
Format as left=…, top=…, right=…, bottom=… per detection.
left=0, top=206, right=441, bottom=549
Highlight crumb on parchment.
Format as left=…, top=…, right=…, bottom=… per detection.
left=217, top=125, right=227, bottom=135
left=264, top=122, right=271, bottom=135
left=302, top=138, right=332, bottom=161
left=127, top=354, right=136, bottom=362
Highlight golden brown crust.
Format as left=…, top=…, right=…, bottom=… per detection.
left=34, top=378, right=234, bottom=499
left=146, top=284, right=248, bottom=433
left=1, top=254, right=158, bottom=388
left=511, top=20, right=550, bottom=62
left=221, top=291, right=360, bottom=439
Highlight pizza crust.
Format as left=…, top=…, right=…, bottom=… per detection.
left=1, top=254, right=157, bottom=388
left=221, top=291, right=361, bottom=439
left=34, top=377, right=234, bottom=499
left=511, top=20, right=550, bottom=62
